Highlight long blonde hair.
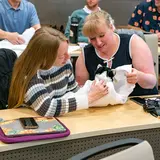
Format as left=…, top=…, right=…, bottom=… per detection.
left=83, top=10, right=115, bottom=37
left=8, top=27, right=68, bottom=108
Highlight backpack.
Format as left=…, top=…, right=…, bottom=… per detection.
left=0, top=49, right=17, bottom=109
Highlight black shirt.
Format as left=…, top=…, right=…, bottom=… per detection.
left=83, top=33, right=158, bottom=96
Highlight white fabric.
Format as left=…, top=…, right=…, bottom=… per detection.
left=63, top=65, right=135, bottom=107
left=75, top=94, right=89, bottom=110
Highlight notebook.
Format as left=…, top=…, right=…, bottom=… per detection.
left=0, top=117, right=70, bottom=143
left=0, top=117, right=67, bottom=137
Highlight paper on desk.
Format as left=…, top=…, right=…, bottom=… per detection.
left=78, top=42, right=88, bottom=48
left=0, top=40, right=27, bottom=57
left=68, top=45, right=81, bottom=53
left=0, top=27, right=35, bottom=57
left=19, top=27, right=35, bottom=45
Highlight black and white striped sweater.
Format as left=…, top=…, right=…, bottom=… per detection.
left=24, top=60, right=88, bottom=117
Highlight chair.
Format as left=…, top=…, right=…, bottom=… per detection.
left=0, top=48, right=17, bottom=109
left=115, top=28, right=146, bottom=41
left=144, top=33, right=159, bottom=83
left=69, top=138, right=155, bottom=160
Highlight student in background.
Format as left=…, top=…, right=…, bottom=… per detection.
left=128, top=0, right=160, bottom=40
left=76, top=10, right=158, bottom=96
left=0, top=0, right=41, bottom=44
left=8, top=27, right=108, bottom=117
left=65, top=0, right=101, bottom=43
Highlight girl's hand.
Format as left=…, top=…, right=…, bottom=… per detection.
left=88, top=80, right=108, bottom=104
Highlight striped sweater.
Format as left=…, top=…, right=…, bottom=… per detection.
left=24, top=60, right=88, bottom=117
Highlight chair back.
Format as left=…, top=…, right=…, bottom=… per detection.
left=101, top=141, right=154, bottom=160
left=0, top=48, right=17, bottom=109
left=115, top=28, right=145, bottom=41
left=69, top=138, right=155, bottom=160
left=115, top=28, right=159, bottom=87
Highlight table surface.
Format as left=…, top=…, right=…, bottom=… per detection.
left=0, top=99, right=160, bottom=152
left=68, top=44, right=81, bottom=57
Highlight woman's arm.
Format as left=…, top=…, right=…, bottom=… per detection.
left=24, top=69, right=108, bottom=117
left=127, top=34, right=157, bottom=88
left=32, top=24, right=41, bottom=31
left=75, top=51, right=89, bottom=86
left=24, top=75, right=88, bottom=117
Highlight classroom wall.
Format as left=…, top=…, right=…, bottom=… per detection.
left=30, top=0, right=142, bottom=27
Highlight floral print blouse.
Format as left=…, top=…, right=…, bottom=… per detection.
left=128, top=0, right=160, bottom=33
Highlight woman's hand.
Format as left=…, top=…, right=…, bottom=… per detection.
left=88, top=80, right=108, bottom=105
left=126, top=68, right=139, bottom=84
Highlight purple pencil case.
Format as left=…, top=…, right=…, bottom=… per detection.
left=0, top=117, right=70, bottom=143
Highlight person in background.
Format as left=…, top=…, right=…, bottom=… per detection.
left=0, top=0, right=41, bottom=44
left=8, top=27, right=108, bottom=117
left=65, top=0, right=101, bottom=43
left=76, top=10, right=158, bottom=96
left=128, top=0, right=160, bottom=40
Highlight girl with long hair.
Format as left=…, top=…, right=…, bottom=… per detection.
left=8, top=27, right=108, bottom=117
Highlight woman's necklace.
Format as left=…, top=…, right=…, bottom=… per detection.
left=104, top=57, right=114, bottom=68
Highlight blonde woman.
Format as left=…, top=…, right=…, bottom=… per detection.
left=8, top=27, right=108, bottom=117
left=76, top=10, right=158, bottom=96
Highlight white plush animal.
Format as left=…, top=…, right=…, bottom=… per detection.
left=63, top=65, right=135, bottom=107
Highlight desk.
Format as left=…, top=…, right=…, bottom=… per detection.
left=68, top=45, right=81, bottom=57
left=0, top=101, right=160, bottom=160
left=69, top=49, right=81, bottom=57
left=0, top=42, right=81, bottom=58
